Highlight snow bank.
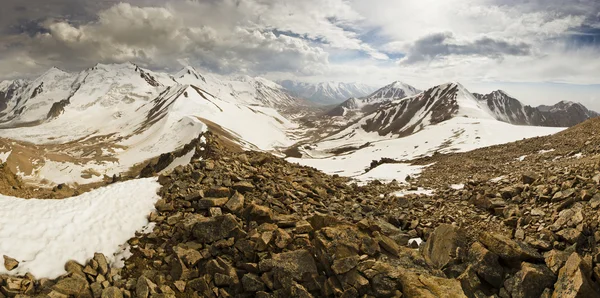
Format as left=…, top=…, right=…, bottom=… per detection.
left=0, top=178, right=161, bottom=278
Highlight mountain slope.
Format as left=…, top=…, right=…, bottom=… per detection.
left=474, top=90, right=598, bottom=127
left=327, top=81, right=420, bottom=117
left=279, top=80, right=377, bottom=105
left=289, top=83, right=563, bottom=183
left=0, top=63, right=299, bottom=185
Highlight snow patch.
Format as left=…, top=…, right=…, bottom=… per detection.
left=394, top=187, right=435, bottom=197
left=450, top=184, right=465, bottom=190
left=538, top=149, right=555, bottom=154
left=0, top=178, right=161, bottom=278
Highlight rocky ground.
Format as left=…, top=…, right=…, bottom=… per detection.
left=2, top=118, right=600, bottom=297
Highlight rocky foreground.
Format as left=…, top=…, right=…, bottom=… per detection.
left=2, top=126, right=600, bottom=297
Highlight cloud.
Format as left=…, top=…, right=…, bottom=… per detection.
left=1, top=2, right=333, bottom=77
left=393, top=32, right=531, bottom=64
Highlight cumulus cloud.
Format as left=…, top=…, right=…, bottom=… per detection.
left=394, top=32, right=531, bottom=64
left=1, top=0, right=391, bottom=79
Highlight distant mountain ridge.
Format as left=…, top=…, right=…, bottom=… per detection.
left=473, top=90, right=599, bottom=127
left=278, top=80, right=378, bottom=105
left=327, top=81, right=420, bottom=117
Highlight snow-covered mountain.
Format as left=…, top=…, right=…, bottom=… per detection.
left=290, top=82, right=564, bottom=183
left=278, top=80, right=377, bottom=105
left=327, top=81, right=420, bottom=117
left=474, top=90, right=599, bottom=127
left=0, top=63, right=301, bottom=185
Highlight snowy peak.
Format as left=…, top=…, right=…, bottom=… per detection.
left=368, top=81, right=420, bottom=100
left=175, top=66, right=206, bottom=83
left=358, top=82, right=494, bottom=137
left=327, top=81, right=419, bottom=117
left=279, top=80, right=378, bottom=105
left=475, top=90, right=598, bottom=127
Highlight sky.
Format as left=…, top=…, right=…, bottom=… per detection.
left=0, top=0, right=599, bottom=108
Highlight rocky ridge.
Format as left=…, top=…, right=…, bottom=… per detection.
left=1, top=119, right=600, bottom=297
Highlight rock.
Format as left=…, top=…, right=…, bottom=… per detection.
left=556, top=228, right=583, bottom=244
left=258, top=249, right=318, bottom=279
left=93, top=253, right=109, bottom=275
left=479, top=232, right=543, bottom=264
left=505, top=262, right=556, bottom=298
left=53, top=277, right=92, bottom=297
left=458, top=265, right=492, bottom=298
left=3, top=255, right=18, bottom=271
left=192, top=214, right=240, bottom=243
left=590, top=193, right=600, bottom=209
left=422, top=224, right=467, bottom=270
left=136, top=276, right=158, bottom=298
left=224, top=192, right=244, bottom=213
left=65, top=260, right=86, bottom=278
left=205, top=186, right=230, bottom=197
left=468, top=242, right=503, bottom=288
left=232, top=181, right=255, bottom=193
left=545, top=250, right=571, bottom=274
left=241, top=274, right=265, bottom=292
left=399, top=268, right=468, bottom=298
left=294, top=220, right=313, bottom=234
left=196, top=197, right=229, bottom=209
left=331, top=256, right=360, bottom=275
left=522, top=172, right=539, bottom=184
left=552, top=253, right=600, bottom=298
left=174, top=246, right=203, bottom=267
left=552, top=188, right=575, bottom=202
left=101, top=287, right=123, bottom=298
left=375, top=231, right=401, bottom=257
left=243, top=203, right=274, bottom=223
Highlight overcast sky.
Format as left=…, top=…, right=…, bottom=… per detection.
left=1, top=0, right=599, bottom=108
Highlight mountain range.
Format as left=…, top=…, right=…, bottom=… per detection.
left=0, top=63, right=597, bottom=187
left=278, top=80, right=378, bottom=105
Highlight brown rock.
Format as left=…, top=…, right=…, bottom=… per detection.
left=399, top=268, right=467, bottom=298
left=545, top=249, right=571, bottom=274
left=505, top=262, right=556, bottom=298
left=241, top=274, right=265, bottom=292
left=224, top=192, right=244, bottom=213
left=3, top=255, right=18, bottom=271
left=552, top=253, right=600, bottom=298
left=101, top=287, right=123, bottom=298
left=468, top=241, right=503, bottom=288
left=423, top=224, right=467, bottom=270
left=258, top=250, right=318, bottom=279
left=192, top=214, right=240, bottom=243
left=479, top=232, right=542, bottom=264
left=196, top=197, right=229, bottom=209
left=331, top=256, right=360, bottom=275
left=522, top=172, right=539, bottom=184
left=53, top=277, right=92, bottom=297
left=232, top=181, right=255, bottom=193
left=243, top=203, right=274, bottom=223
left=93, top=253, right=109, bottom=276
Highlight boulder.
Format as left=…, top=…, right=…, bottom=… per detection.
left=192, top=214, right=240, bottom=243
left=522, top=172, right=539, bottom=184
left=52, top=277, right=92, bottom=297
left=224, top=192, right=245, bottom=213
left=258, top=250, right=318, bottom=280
left=505, top=262, right=556, bottom=298
left=243, top=203, right=274, bottom=223
left=422, top=224, right=467, bottom=270
left=399, top=268, right=468, bottom=298
left=468, top=242, right=503, bottom=288
left=552, top=253, right=600, bottom=298
left=479, top=232, right=542, bottom=264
